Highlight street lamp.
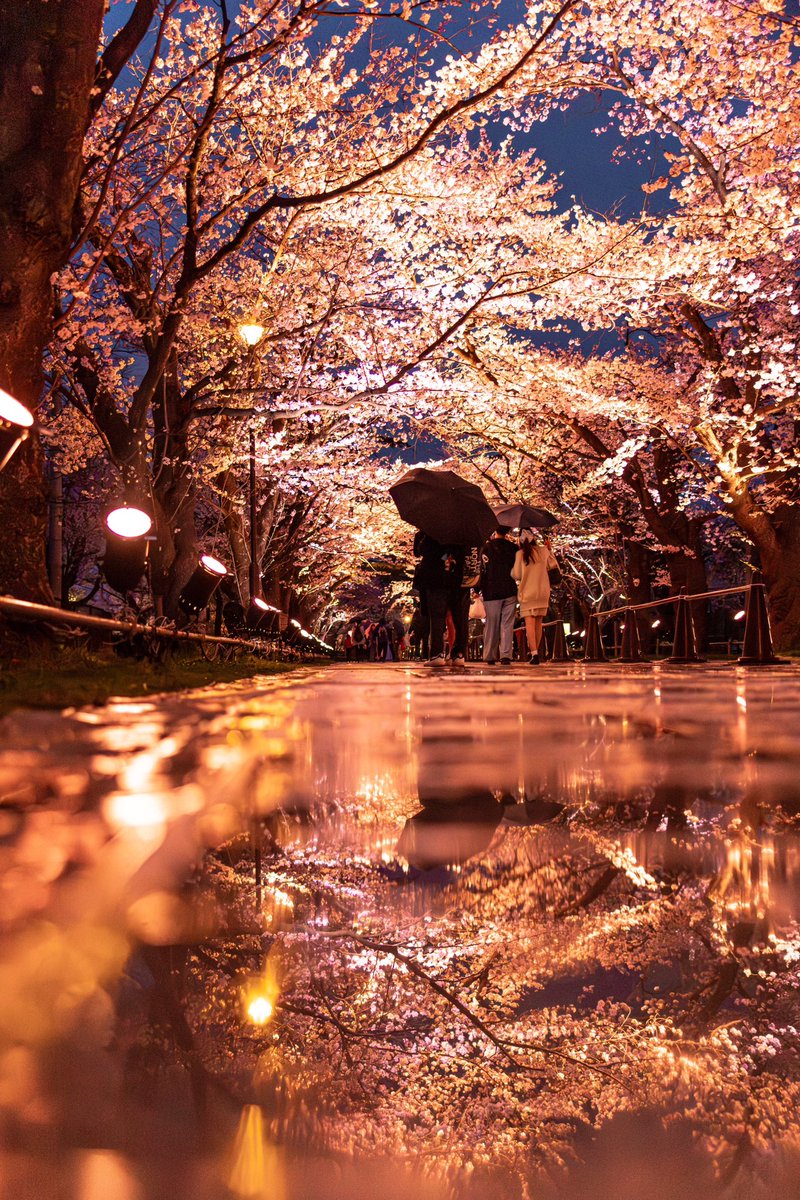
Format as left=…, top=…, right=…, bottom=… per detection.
left=0, top=388, right=34, bottom=471
left=238, top=323, right=265, bottom=347
left=179, top=555, right=228, bottom=614
left=102, top=506, right=152, bottom=593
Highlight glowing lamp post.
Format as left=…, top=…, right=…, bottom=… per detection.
left=102, top=506, right=152, bottom=593
left=179, top=554, right=227, bottom=614
left=0, top=388, right=34, bottom=470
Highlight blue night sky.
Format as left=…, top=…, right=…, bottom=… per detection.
left=104, top=1, right=667, bottom=220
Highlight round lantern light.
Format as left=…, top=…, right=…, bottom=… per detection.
left=0, top=388, right=34, bottom=471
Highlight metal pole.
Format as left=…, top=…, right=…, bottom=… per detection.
left=249, top=429, right=257, bottom=600
left=47, top=470, right=63, bottom=606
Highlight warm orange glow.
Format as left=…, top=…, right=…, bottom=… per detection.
left=106, top=506, right=152, bottom=538
left=0, top=388, right=34, bottom=428
left=104, top=791, right=167, bottom=832
left=200, top=554, right=227, bottom=576
left=247, top=994, right=274, bottom=1025
left=238, top=322, right=265, bottom=347
left=253, top=597, right=269, bottom=611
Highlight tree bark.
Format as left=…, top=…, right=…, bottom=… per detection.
left=0, top=0, right=105, bottom=604
left=729, top=498, right=800, bottom=650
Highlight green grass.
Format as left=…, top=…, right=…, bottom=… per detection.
left=0, top=648, right=310, bottom=716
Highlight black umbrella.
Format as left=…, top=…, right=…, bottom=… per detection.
left=389, top=468, right=499, bottom=546
left=493, top=502, right=558, bottom=531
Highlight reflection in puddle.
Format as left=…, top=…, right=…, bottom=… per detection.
left=1, top=664, right=800, bottom=1197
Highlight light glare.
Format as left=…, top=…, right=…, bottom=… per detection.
left=106, top=507, right=152, bottom=538
left=0, top=388, right=34, bottom=428
left=239, top=323, right=265, bottom=347
left=200, top=554, right=227, bottom=576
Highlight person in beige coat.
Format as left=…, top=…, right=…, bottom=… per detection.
left=511, top=531, right=559, bottom=664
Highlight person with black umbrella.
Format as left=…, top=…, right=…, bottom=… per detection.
left=391, top=469, right=499, bottom=666
left=413, top=530, right=467, bottom=665
left=479, top=527, right=518, bottom=664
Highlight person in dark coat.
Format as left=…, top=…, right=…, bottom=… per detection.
left=479, top=529, right=517, bottom=664
left=413, top=530, right=466, bottom=664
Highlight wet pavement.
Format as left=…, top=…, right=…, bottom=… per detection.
left=1, top=661, right=800, bottom=1199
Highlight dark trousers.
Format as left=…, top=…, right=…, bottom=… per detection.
left=426, top=585, right=469, bottom=658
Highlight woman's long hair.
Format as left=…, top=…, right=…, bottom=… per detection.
left=520, top=531, right=539, bottom=564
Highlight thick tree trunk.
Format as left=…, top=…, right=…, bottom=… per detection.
left=0, top=1, right=105, bottom=606
left=757, top=504, right=800, bottom=651
left=622, top=536, right=655, bottom=651
left=725, top=489, right=800, bottom=651
left=218, top=471, right=251, bottom=608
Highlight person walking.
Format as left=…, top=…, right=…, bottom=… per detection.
left=413, top=530, right=467, bottom=664
left=479, top=528, right=517, bottom=664
left=512, top=531, right=559, bottom=664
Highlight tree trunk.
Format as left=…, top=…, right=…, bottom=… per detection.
left=218, top=471, right=250, bottom=607
left=622, top=535, right=655, bottom=651
left=0, top=1, right=106, bottom=605
left=666, top=545, right=709, bottom=649
left=757, top=504, right=800, bottom=651
left=725, top=487, right=800, bottom=651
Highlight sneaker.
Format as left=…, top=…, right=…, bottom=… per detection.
left=528, top=654, right=540, bottom=665
left=427, top=653, right=446, bottom=665
left=500, top=657, right=512, bottom=665
left=484, top=658, right=496, bottom=665
left=452, top=653, right=465, bottom=664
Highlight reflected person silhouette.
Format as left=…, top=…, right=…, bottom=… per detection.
left=396, top=733, right=509, bottom=871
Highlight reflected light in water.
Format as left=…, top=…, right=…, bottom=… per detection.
left=103, top=792, right=167, bottom=834
left=78, top=1149, right=142, bottom=1200
left=228, top=1104, right=286, bottom=1199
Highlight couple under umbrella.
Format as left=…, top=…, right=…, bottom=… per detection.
left=389, top=467, right=556, bottom=665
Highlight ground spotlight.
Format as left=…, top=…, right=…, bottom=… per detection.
left=0, top=388, right=34, bottom=470
left=246, top=597, right=270, bottom=630
left=101, top=506, right=152, bottom=593
left=179, top=555, right=228, bottom=614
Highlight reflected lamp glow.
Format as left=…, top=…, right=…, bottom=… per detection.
left=102, top=506, right=151, bottom=593
left=651, top=618, right=662, bottom=630
left=179, top=555, right=228, bottom=614
left=734, top=609, right=746, bottom=621
left=0, top=388, right=34, bottom=470
left=239, top=323, right=265, bottom=347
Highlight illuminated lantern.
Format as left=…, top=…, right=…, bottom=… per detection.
left=179, top=555, right=227, bottom=613
left=0, top=388, right=34, bottom=470
left=102, top=506, right=152, bottom=593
